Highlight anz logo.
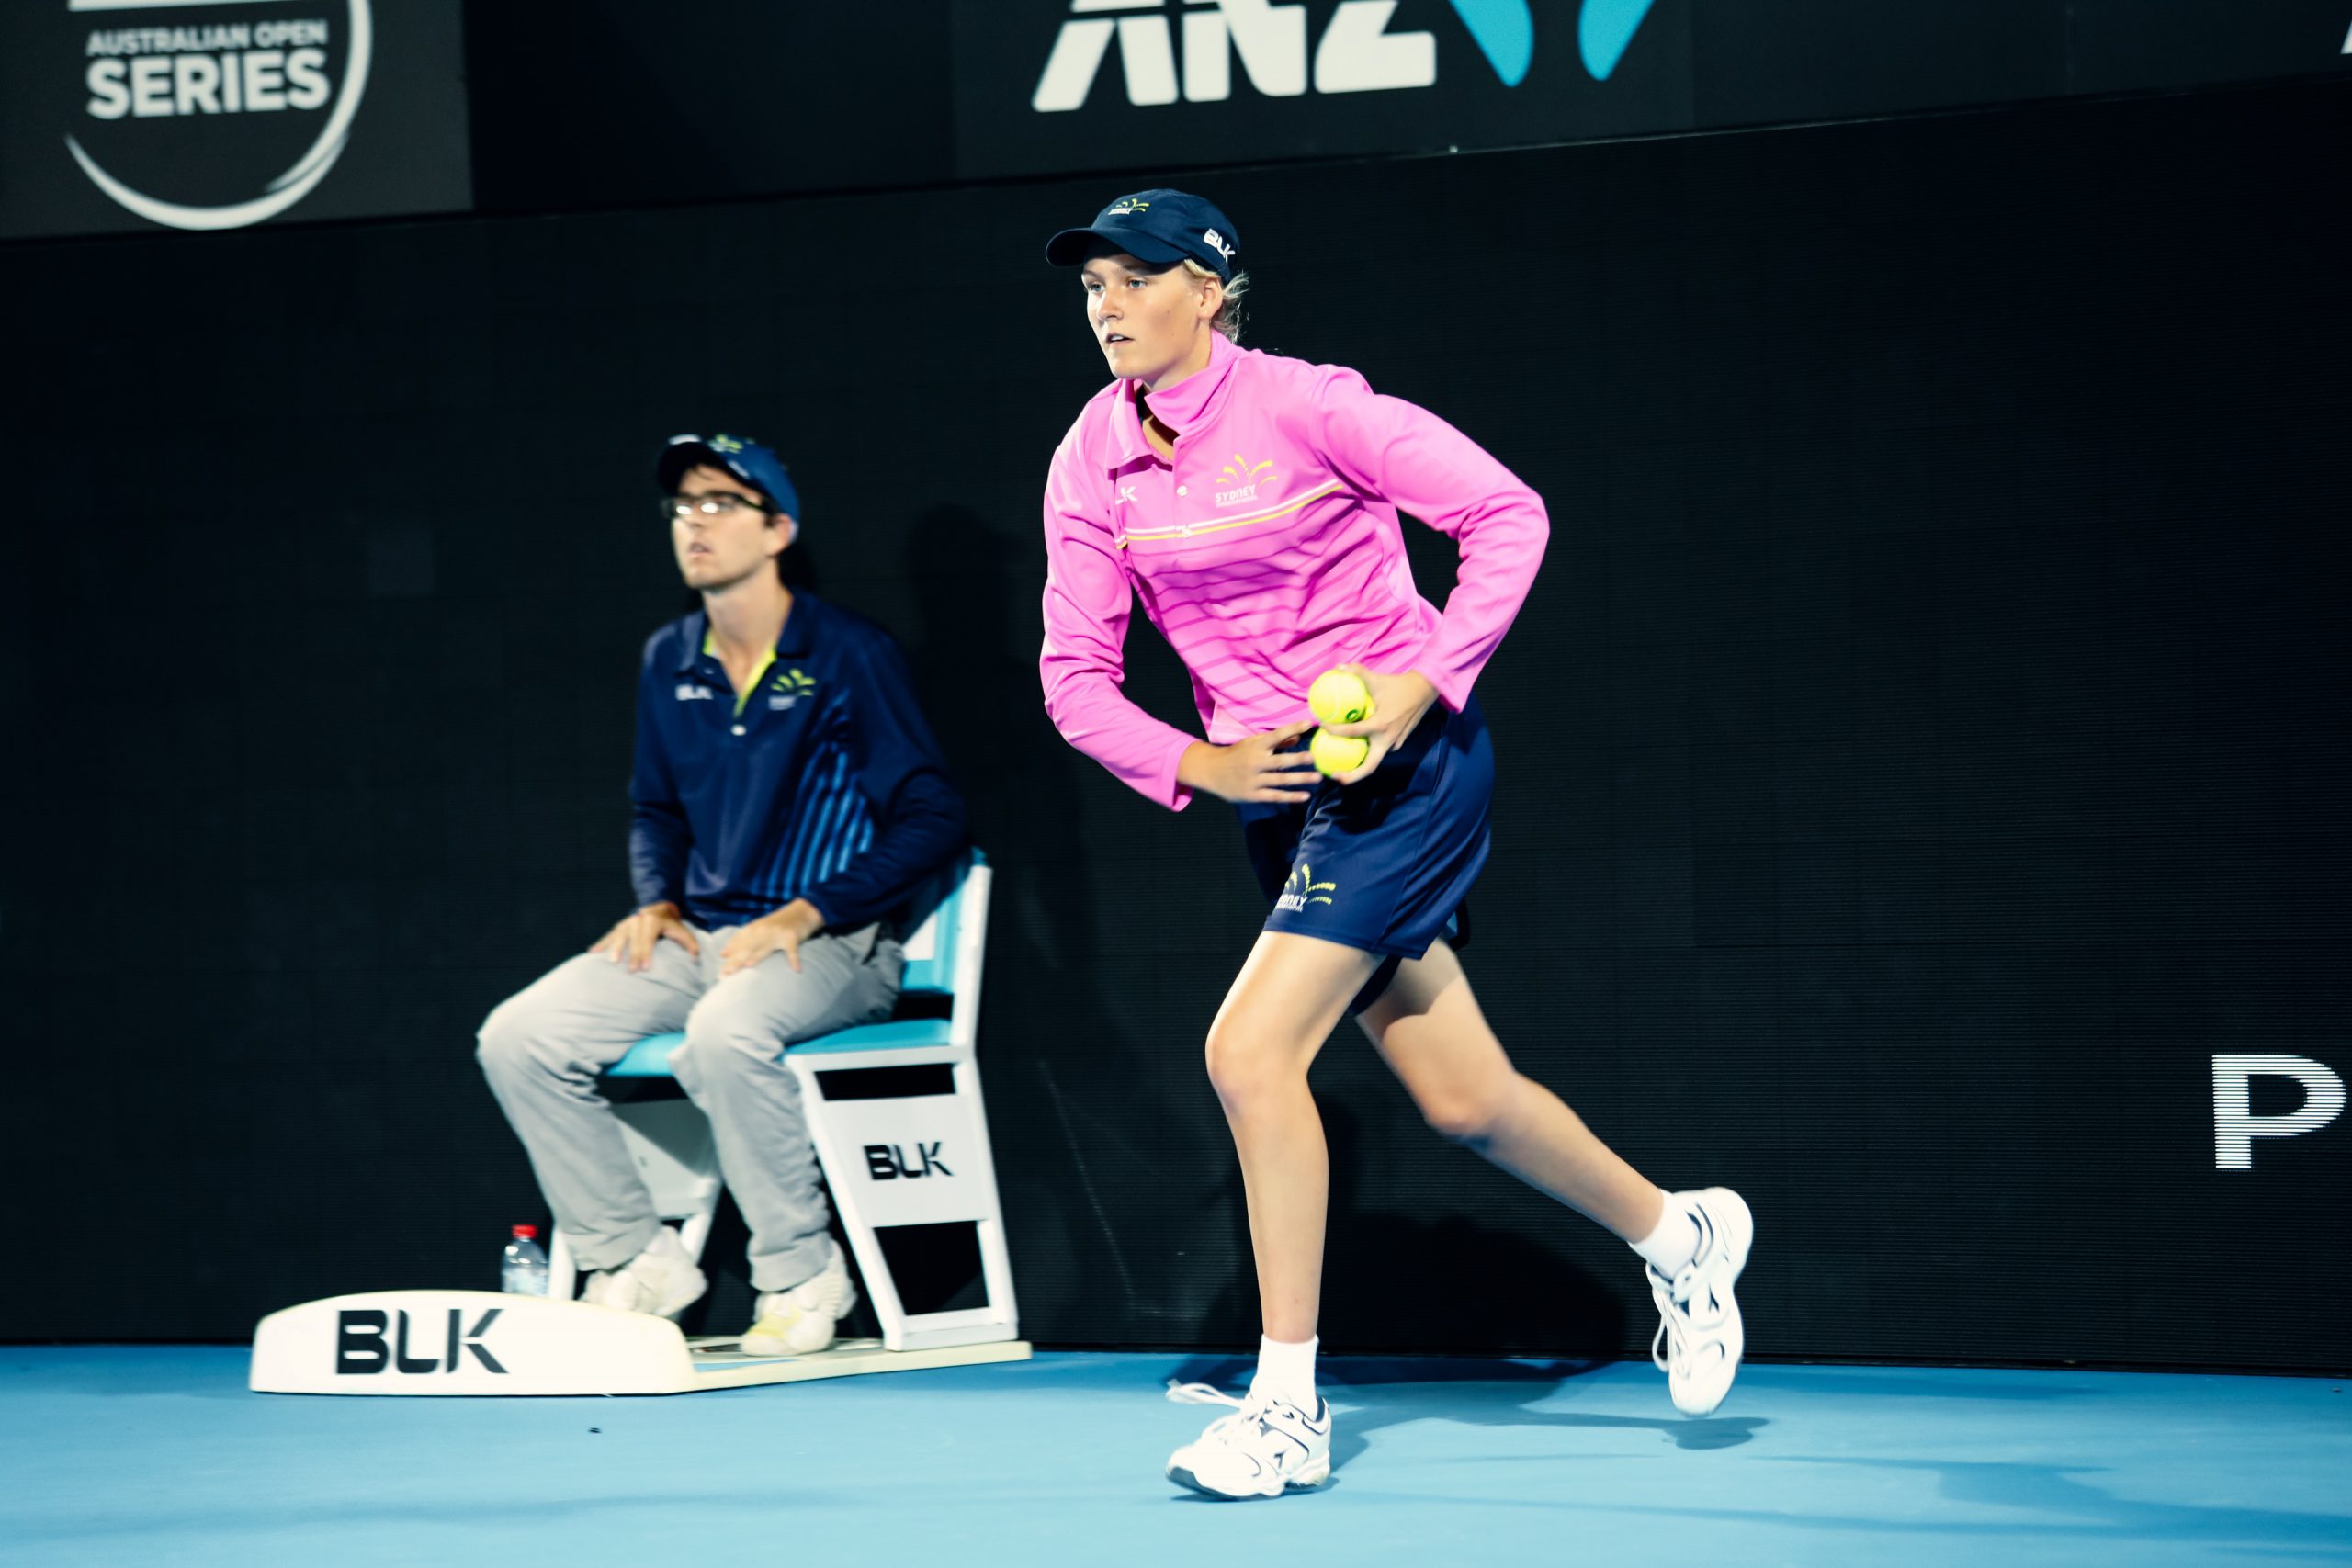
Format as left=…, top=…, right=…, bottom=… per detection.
left=1034, top=0, right=1657, bottom=113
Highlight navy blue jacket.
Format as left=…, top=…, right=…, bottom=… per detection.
left=628, top=593, right=967, bottom=933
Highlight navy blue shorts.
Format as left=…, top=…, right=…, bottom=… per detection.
left=1237, top=694, right=1494, bottom=1014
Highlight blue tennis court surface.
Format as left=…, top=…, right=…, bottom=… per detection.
left=5, top=1348, right=2346, bottom=1566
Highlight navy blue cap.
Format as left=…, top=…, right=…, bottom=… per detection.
left=1045, top=189, right=1239, bottom=281
left=656, top=434, right=800, bottom=522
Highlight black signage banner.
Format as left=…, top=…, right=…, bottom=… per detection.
left=0, top=0, right=471, bottom=240
left=5, top=4, right=2346, bottom=237
left=954, top=0, right=1689, bottom=178
left=950, top=0, right=2352, bottom=181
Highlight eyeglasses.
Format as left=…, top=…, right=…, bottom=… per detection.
left=663, top=492, right=769, bottom=522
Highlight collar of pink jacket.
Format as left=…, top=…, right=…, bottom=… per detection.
left=1112, top=328, right=1243, bottom=465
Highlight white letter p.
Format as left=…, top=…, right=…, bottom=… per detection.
left=2212, top=1054, right=2345, bottom=1169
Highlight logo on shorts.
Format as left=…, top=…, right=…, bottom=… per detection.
left=1215, top=452, right=1278, bottom=509
left=1276, top=862, right=1336, bottom=914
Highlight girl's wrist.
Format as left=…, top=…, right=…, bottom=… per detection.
left=1177, top=739, right=1227, bottom=795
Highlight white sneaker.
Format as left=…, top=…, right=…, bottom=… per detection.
left=1164, top=1382, right=1332, bottom=1498
left=1648, top=1187, right=1754, bottom=1416
left=741, top=1240, right=856, bottom=1356
left=581, top=1226, right=707, bottom=1320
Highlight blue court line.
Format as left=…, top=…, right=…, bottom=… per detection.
left=2, top=1348, right=2346, bottom=1567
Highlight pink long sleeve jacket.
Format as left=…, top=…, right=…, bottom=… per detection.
left=1040, top=330, right=1549, bottom=810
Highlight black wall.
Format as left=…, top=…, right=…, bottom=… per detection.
left=4, top=78, right=2346, bottom=1371
left=454, top=1, right=2352, bottom=204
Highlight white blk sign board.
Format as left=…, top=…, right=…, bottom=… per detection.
left=250, top=1291, right=1028, bottom=1395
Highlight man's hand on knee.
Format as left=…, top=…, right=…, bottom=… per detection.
left=719, top=899, right=826, bottom=976
left=591, top=901, right=701, bottom=973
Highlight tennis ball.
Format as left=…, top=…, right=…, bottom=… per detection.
left=1310, top=728, right=1370, bottom=777
left=1307, top=669, right=1374, bottom=728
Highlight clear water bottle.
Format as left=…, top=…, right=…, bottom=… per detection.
left=501, top=1224, right=549, bottom=1296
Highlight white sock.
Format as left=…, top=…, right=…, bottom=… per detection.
left=1630, top=1191, right=1702, bottom=1277
left=1249, top=1334, right=1318, bottom=1408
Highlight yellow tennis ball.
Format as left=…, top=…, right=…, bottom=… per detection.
left=1310, top=728, right=1370, bottom=777
left=1307, top=669, right=1374, bottom=728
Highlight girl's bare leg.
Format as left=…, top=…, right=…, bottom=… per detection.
left=1346, top=939, right=1752, bottom=1424
left=1358, top=939, right=1666, bottom=1241
left=1202, top=931, right=1381, bottom=1340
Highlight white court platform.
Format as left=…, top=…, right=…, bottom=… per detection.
left=248, top=1290, right=1028, bottom=1396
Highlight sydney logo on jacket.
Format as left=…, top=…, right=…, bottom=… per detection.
left=1214, top=453, right=1278, bottom=508
left=1033, top=1, right=1657, bottom=113
left=767, top=668, right=819, bottom=711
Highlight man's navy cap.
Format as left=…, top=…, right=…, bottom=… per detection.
left=1045, top=189, right=1239, bottom=281
left=656, top=434, right=800, bottom=522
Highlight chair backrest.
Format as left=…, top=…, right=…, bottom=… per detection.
left=898, top=848, right=987, bottom=998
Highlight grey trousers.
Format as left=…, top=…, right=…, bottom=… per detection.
left=476, top=923, right=900, bottom=1293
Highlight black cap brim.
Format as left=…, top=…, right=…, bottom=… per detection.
left=656, top=437, right=752, bottom=495
left=1045, top=224, right=1192, bottom=268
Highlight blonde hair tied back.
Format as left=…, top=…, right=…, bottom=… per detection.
left=1182, top=257, right=1250, bottom=343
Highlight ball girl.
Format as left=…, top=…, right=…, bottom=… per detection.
left=1038, top=189, right=1752, bottom=1498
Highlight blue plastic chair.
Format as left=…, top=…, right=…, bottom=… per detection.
left=545, top=852, right=1017, bottom=1352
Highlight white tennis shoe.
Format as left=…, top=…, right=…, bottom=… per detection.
left=1165, top=1382, right=1332, bottom=1498
left=741, top=1240, right=856, bottom=1356
left=581, top=1225, right=707, bottom=1320
left=1648, top=1187, right=1754, bottom=1416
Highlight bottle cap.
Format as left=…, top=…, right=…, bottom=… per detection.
left=511, top=1224, right=538, bottom=1239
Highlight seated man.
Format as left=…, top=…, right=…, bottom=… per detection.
left=478, top=433, right=967, bottom=1354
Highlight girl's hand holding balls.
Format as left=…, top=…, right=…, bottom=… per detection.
left=1309, top=728, right=1370, bottom=776
left=1175, top=665, right=1443, bottom=800
left=1307, top=669, right=1374, bottom=727
left=1308, top=664, right=1441, bottom=784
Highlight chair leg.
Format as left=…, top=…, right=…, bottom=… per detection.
left=677, top=1184, right=721, bottom=1266
left=786, top=1047, right=1020, bottom=1352
left=953, top=1064, right=1020, bottom=1345
left=546, top=1230, right=579, bottom=1302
